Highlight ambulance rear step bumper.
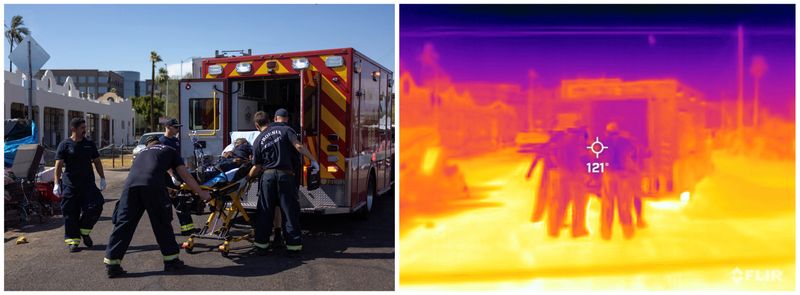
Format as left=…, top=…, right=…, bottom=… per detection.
left=238, top=201, right=350, bottom=214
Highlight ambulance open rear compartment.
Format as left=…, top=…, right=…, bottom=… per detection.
left=178, top=48, right=394, bottom=215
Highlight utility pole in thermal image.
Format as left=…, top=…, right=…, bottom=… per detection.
left=736, top=24, right=744, bottom=134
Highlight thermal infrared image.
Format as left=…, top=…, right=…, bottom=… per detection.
left=399, top=4, right=795, bottom=291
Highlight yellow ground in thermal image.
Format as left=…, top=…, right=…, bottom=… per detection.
left=399, top=148, right=794, bottom=290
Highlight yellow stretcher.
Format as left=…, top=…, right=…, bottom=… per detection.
left=170, top=174, right=257, bottom=257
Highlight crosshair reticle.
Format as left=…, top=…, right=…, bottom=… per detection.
left=587, top=137, right=609, bottom=158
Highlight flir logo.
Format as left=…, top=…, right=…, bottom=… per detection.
left=731, top=267, right=783, bottom=284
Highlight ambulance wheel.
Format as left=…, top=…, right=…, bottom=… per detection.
left=358, top=175, right=376, bottom=219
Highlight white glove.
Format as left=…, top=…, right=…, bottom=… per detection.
left=310, top=161, right=320, bottom=174
left=171, top=175, right=182, bottom=186
left=99, top=178, right=107, bottom=191
left=52, top=183, right=62, bottom=197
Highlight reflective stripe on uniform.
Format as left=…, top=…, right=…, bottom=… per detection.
left=103, top=258, right=121, bottom=265
left=163, top=253, right=179, bottom=261
left=64, top=238, right=80, bottom=245
left=254, top=242, right=269, bottom=249
left=286, top=244, right=302, bottom=251
left=79, top=228, right=92, bottom=235
left=180, top=223, right=195, bottom=231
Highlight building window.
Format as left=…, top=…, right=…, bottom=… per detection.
left=43, top=107, right=64, bottom=147
left=68, top=110, right=84, bottom=121
left=79, top=76, right=86, bottom=83
left=99, top=76, right=108, bottom=83
left=86, top=113, right=99, bottom=144
left=58, top=76, right=66, bottom=83
left=99, top=87, right=108, bottom=93
left=10, top=103, right=25, bottom=119
left=101, top=116, right=110, bottom=146
left=88, top=76, right=96, bottom=83
left=189, top=98, right=218, bottom=130
left=11, top=103, right=39, bottom=122
left=88, top=87, right=96, bottom=94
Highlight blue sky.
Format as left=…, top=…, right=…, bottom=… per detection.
left=4, top=4, right=394, bottom=79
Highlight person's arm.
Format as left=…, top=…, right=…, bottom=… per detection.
left=248, top=137, right=262, bottom=179
left=289, top=135, right=319, bottom=173
left=289, top=135, right=316, bottom=163
left=247, top=165, right=263, bottom=179
left=176, top=166, right=211, bottom=201
left=90, top=143, right=106, bottom=190
left=54, top=160, right=63, bottom=184
left=92, top=158, right=106, bottom=179
left=525, top=156, right=540, bottom=180
left=53, top=160, right=64, bottom=196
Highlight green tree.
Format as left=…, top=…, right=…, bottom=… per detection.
left=131, top=95, right=165, bottom=133
left=4, top=15, right=30, bottom=72
left=149, top=51, right=162, bottom=131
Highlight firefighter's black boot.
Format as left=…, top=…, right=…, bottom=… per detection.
left=106, top=264, right=126, bottom=278
left=81, top=234, right=93, bottom=248
left=270, top=228, right=285, bottom=250
left=164, top=258, right=186, bottom=272
left=68, top=244, right=80, bottom=253
left=254, top=245, right=271, bottom=256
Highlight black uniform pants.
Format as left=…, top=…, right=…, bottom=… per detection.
left=105, top=186, right=179, bottom=260
left=166, top=174, right=194, bottom=231
left=254, top=170, right=302, bottom=249
left=61, top=184, right=104, bottom=241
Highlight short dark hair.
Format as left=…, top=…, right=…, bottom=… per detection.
left=253, top=111, right=268, bottom=127
left=144, top=135, right=160, bottom=145
left=69, top=117, right=86, bottom=130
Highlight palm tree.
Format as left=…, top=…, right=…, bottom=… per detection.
left=5, top=15, right=30, bottom=72
left=157, top=67, right=168, bottom=100
left=158, top=67, right=170, bottom=119
left=149, top=51, right=162, bottom=131
left=749, top=55, right=768, bottom=126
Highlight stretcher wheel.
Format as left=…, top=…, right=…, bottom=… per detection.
left=219, top=241, right=230, bottom=257
left=181, top=239, right=194, bottom=254
left=218, top=244, right=230, bottom=257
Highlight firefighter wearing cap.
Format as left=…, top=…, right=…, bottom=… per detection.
left=103, top=135, right=211, bottom=278
left=53, top=117, right=107, bottom=252
left=159, top=118, right=195, bottom=236
left=600, top=122, right=639, bottom=240
left=247, top=109, right=319, bottom=257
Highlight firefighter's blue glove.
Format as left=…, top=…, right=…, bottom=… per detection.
left=99, top=178, right=107, bottom=191
left=310, top=161, right=320, bottom=174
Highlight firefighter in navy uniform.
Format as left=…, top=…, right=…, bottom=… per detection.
left=158, top=118, right=195, bottom=236
left=247, top=109, right=319, bottom=257
left=103, top=135, right=211, bottom=278
left=53, top=118, right=107, bottom=252
left=600, top=122, right=639, bottom=240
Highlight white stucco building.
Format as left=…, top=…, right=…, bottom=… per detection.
left=4, top=70, right=135, bottom=147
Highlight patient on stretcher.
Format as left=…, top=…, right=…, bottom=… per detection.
left=200, top=138, right=253, bottom=188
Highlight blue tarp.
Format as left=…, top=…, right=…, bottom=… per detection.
left=4, top=121, right=38, bottom=167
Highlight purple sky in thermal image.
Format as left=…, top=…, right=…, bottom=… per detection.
left=401, top=5, right=795, bottom=118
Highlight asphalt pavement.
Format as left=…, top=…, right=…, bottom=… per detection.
left=4, top=170, right=395, bottom=291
